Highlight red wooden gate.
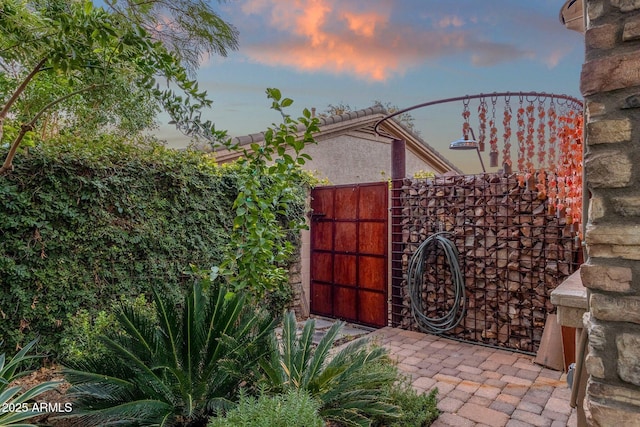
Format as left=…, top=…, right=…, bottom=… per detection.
left=310, top=182, right=388, bottom=328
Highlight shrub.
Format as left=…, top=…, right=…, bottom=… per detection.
left=62, top=279, right=276, bottom=426
left=58, top=294, right=156, bottom=364
left=0, top=339, right=62, bottom=426
left=208, top=388, right=324, bottom=427
left=259, top=311, right=400, bottom=427
left=374, top=378, right=439, bottom=427
left=58, top=308, right=113, bottom=365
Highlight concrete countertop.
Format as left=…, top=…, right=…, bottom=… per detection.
left=551, top=268, right=588, bottom=328
left=551, top=269, right=588, bottom=309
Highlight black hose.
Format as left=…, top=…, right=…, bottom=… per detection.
left=407, top=232, right=466, bottom=334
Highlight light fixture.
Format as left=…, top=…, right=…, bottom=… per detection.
left=449, top=128, right=486, bottom=173
left=449, top=139, right=479, bottom=150
left=559, top=0, right=585, bottom=33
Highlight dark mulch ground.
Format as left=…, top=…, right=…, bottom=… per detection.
left=9, top=365, right=74, bottom=427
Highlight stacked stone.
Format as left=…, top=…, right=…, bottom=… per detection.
left=395, top=174, right=578, bottom=353
left=288, top=255, right=306, bottom=318
left=581, top=0, right=640, bottom=424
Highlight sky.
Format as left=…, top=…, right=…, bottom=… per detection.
left=158, top=0, right=585, bottom=173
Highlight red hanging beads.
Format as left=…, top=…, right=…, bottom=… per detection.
left=502, top=97, right=513, bottom=172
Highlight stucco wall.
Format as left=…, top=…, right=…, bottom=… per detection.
left=304, top=132, right=439, bottom=185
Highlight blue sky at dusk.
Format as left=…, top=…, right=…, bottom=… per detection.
left=158, top=0, right=584, bottom=173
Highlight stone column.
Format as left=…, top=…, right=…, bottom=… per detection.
left=581, top=1, right=640, bottom=425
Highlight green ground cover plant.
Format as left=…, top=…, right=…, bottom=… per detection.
left=256, top=311, right=440, bottom=427
left=207, top=388, right=324, bottom=427
left=374, top=379, right=439, bottom=427
left=62, top=290, right=440, bottom=427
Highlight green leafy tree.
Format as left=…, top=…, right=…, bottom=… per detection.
left=219, top=88, right=320, bottom=298
left=0, top=0, right=232, bottom=175
left=372, top=100, right=420, bottom=135
left=1, top=62, right=160, bottom=141
left=63, top=278, right=275, bottom=426
left=102, top=0, right=239, bottom=72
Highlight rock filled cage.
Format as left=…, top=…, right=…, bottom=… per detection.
left=384, top=92, right=584, bottom=354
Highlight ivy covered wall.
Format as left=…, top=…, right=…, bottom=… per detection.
left=0, top=139, right=306, bottom=357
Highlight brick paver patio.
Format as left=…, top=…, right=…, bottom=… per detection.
left=370, top=327, right=577, bottom=427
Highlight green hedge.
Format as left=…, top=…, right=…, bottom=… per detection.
left=0, top=137, right=305, bottom=357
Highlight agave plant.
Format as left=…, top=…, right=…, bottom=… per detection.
left=63, top=281, right=276, bottom=427
left=259, top=311, right=400, bottom=427
left=0, top=339, right=62, bottom=427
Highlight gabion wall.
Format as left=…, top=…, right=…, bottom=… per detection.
left=391, top=173, right=580, bottom=354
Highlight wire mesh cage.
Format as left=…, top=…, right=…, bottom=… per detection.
left=391, top=173, right=581, bottom=354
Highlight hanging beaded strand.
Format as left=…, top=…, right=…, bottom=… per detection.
left=502, top=96, right=513, bottom=173
left=477, top=97, right=488, bottom=152
left=489, top=95, right=499, bottom=167
left=536, top=97, right=546, bottom=166
left=561, top=111, right=576, bottom=225
left=516, top=96, right=526, bottom=186
left=535, top=97, right=547, bottom=200
left=462, top=97, right=471, bottom=139
left=555, top=102, right=571, bottom=220
left=525, top=98, right=536, bottom=178
left=547, top=99, right=558, bottom=171
left=566, top=111, right=583, bottom=233
left=546, top=99, right=558, bottom=215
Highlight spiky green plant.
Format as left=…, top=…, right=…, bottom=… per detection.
left=0, top=339, right=62, bottom=427
left=62, top=281, right=276, bottom=427
left=259, top=311, right=400, bottom=427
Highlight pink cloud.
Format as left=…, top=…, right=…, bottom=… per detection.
left=241, top=0, right=406, bottom=81
left=342, top=11, right=387, bottom=37
left=238, top=0, right=568, bottom=81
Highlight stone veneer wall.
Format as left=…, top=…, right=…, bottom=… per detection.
left=580, top=0, right=640, bottom=424
left=287, top=241, right=309, bottom=319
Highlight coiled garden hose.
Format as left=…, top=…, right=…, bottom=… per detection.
left=407, top=232, right=466, bottom=334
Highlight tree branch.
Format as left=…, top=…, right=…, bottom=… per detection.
left=0, top=57, right=47, bottom=121
left=0, top=57, right=48, bottom=169
left=1, top=83, right=107, bottom=176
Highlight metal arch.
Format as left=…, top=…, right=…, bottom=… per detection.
left=373, top=91, right=584, bottom=136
